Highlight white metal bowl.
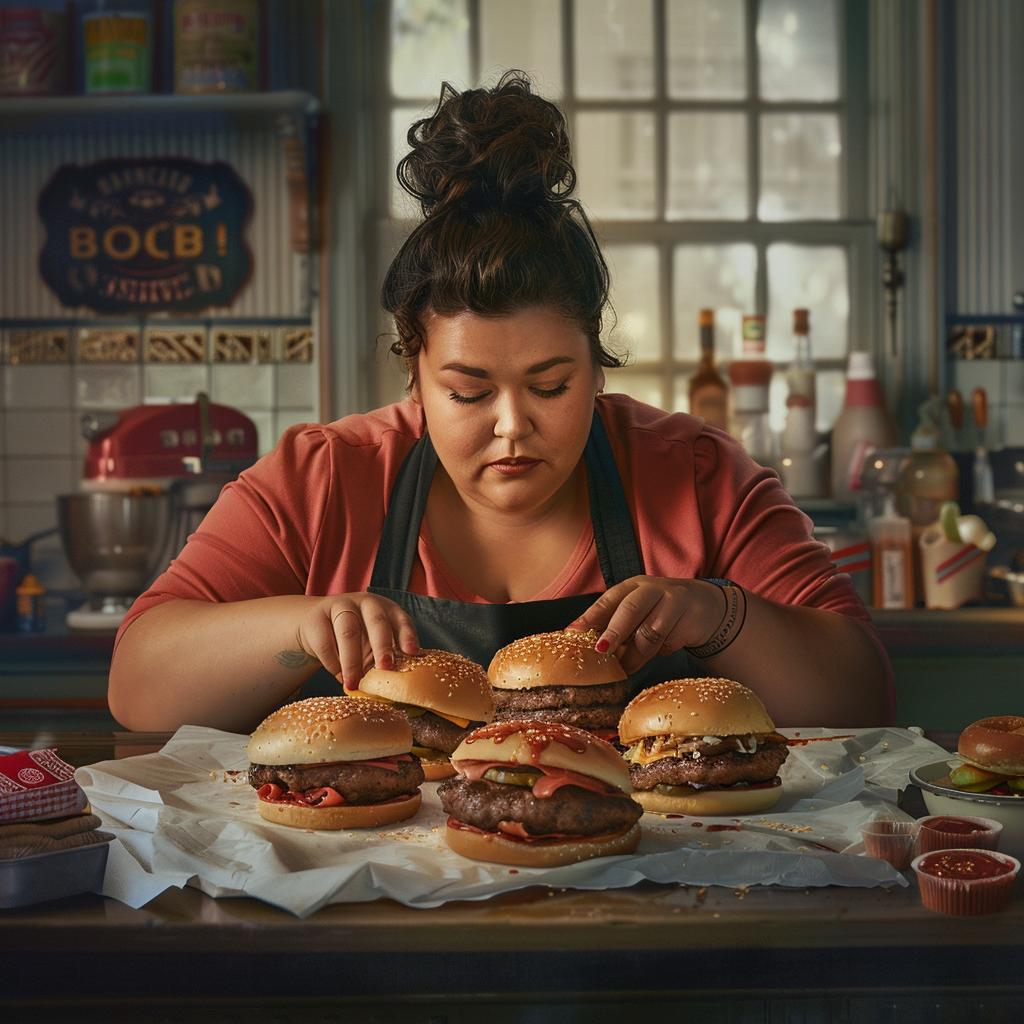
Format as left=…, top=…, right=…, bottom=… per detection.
left=910, top=760, right=1024, bottom=859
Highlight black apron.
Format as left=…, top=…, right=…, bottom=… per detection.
left=301, top=411, right=698, bottom=696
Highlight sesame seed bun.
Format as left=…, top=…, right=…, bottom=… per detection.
left=618, top=677, right=776, bottom=746
left=488, top=630, right=627, bottom=691
left=255, top=792, right=422, bottom=829
left=451, top=720, right=633, bottom=794
left=246, top=696, right=413, bottom=765
left=628, top=780, right=782, bottom=816
left=355, top=649, right=495, bottom=724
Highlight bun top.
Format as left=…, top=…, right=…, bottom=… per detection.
left=488, top=629, right=627, bottom=690
left=246, top=696, right=413, bottom=765
left=618, top=678, right=776, bottom=745
left=958, top=716, right=1024, bottom=775
left=398, top=71, right=575, bottom=221
left=451, top=720, right=632, bottom=793
left=354, top=649, right=495, bottom=723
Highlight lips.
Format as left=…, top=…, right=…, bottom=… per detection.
left=488, top=458, right=540, bottom=475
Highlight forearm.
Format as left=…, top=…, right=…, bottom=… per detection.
left=108, top=597, right=327, bottom=734
left=703, top=591, right=894, bottom=729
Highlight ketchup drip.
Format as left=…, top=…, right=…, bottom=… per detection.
left=463, top=721, right=591, bottom=763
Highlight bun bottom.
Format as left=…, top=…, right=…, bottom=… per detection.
left=632, top=781, right=783, bottom=817
left=421, top=760, right=457, bottom=780
left=444, top=820, right=641, bottom=867
left=256, top=791, right=421, bottom=829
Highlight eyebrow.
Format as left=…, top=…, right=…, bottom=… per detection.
left=439, top=356, right=576, bottom=378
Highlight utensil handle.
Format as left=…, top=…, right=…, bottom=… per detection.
left=972, top=388, right=988, bottom=429
left=946, top=389, right=964, bottom=430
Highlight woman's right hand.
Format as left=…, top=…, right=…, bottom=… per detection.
left=295, top=593, right=420, bottom=691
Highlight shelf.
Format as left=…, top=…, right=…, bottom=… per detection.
left=0, top=90, right=321, bottom=134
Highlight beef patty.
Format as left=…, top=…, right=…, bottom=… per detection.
left=248, top=758, right=424, bottom=805
left=438, top=775, right=642, bottom=837
left=628, top=739, right=789, bottom=791
left=411, top=711, right=481, bottom=756
left=492, top=680, right=631, bottom=731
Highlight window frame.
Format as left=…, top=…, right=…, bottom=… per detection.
left=367, top=0, right=877, bottom=421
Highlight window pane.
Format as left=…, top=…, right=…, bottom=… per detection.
left=672, top=244, right=756, bottom=360
left=391, top=0, right=470, bottom=99
left=574, top=0, right=654, bottom=98
left=668, top=0, right=746, bottom=99
left=390, top=105, right=433, bottom=218
left=479, top=0, right=563, bottom=95
left=603, top=370, right=664, bottom=410
left=575, top=111, right=656, bottom=218
left=604, top=244, right=661, bottom=362
left=758, top=113, right=841, bottom=221
left=667, top=112, right=747, bottom=220
left=757, top=0, right=839, bottom=101
left=766, top=243, right=848, bottom=363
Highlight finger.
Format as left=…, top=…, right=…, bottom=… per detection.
left=594, top=586, right=663, bottom=656
left=565, top=580, right=641, bottom=635
left=359, top=598, right=406, bottom=671
left=331, top=607, right=369, bottom=690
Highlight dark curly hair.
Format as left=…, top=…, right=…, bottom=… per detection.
left=380, top=70, right=624, bottom=376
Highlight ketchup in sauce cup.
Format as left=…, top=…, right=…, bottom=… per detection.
left=917, top=814, right=1002, bottom=854
left=912, top=848, right=1020, bottom=916
left=859, top=820, right=919, bottom=870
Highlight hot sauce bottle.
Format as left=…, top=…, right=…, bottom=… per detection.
left=687, top=308, right=728, bottom=431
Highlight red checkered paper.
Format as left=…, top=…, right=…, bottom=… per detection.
left=0, top=749, right=88, bottom=824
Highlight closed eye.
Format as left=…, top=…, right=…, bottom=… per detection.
left=531, top=382, right=570, bottom=398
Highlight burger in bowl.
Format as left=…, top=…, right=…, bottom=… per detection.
left=349, top=648, right=495, bottom=779
left=246, top=696, right=424, bottom=828
left=618, top=677, right=789, bottom=816
left=488, top=629, right=630, bottom=742
left=438, top=720, right=643, bottom=867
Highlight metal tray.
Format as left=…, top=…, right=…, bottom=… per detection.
left=0, top=835, right=113, bottom=909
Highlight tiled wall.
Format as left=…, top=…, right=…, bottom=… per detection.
left=0, top=320, right=317, bottom=592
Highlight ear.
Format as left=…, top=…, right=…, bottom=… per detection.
left=595, top=366, right=606, bottom=397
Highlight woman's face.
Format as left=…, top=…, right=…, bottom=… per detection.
left=412, top=306, right=604, bottom=518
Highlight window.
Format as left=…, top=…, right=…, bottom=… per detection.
left=378, top=0, right=872, bottom=433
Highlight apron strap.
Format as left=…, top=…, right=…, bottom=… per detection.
left=369, top=409, right=644, bottom=592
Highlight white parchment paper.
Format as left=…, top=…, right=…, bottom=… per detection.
left=76, top=725, right=949, bottom=917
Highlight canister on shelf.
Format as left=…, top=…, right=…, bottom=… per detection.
left=173, top=0, right=260, bottom=94
left=0, top=1, right=69, bottom=96
left=80, top=0, right=151, bottom=95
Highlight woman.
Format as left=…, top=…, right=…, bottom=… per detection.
left=108, top=72, right=894, bottom=734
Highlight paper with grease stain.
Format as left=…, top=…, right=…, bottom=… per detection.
left=76, top=726, right=949, bottom=918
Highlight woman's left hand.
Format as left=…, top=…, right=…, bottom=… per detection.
left=566, top=576, right=726, bottom=674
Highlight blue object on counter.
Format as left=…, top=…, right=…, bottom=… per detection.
left=16, top=574, right=46, bottom=633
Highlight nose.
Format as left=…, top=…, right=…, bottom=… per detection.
left=493, top=391, right=533, bottom=441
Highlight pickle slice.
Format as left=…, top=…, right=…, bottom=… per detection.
left=411, top=745, right=445, bottom=762
left=950, top=763, right=1007, bottom=792
left=484, top=767, right=542, bottom=787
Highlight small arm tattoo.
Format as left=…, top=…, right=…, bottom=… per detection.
left=276, top=649, right=320, bottom=670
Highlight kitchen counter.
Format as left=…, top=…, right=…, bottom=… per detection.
left=2, top=732, right=1023, bottom=1020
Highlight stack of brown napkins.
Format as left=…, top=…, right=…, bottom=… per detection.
left=0, top=813, right=111, bottom=861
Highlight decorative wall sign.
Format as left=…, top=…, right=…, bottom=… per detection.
left=37, top=157, right=253, bottom=315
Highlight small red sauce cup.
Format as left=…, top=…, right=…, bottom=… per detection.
left=916, top=814, right=1002, bottom=854
left=912, top=848, right=1019, bottom=916
left=859, top=820, right=920, bottom=870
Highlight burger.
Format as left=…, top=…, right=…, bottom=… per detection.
left=949, top=716, right=1024, bottom=794
left=349, top=649, right=495, bottom=779
left=246, top=696, right=424, bottom=828
left=618, top=678, right=789, bottom=816
left=438, top=719, right=643, bottom=867
left=488, top=629, right=630, bottom=742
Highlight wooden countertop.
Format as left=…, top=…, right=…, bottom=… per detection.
left=3, top=730, right=1023, bottom=1014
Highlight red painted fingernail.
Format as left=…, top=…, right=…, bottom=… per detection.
left=380, top=652, right=394, bottom=670
left=343, top=679, right=359, bottom=692
left=595, top=638, right=610, bottom=653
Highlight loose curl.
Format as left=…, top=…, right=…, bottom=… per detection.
left=381, top=70, right=624, bottom=377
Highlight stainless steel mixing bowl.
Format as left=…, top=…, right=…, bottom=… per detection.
left=57, top=492, right=173, bottom=598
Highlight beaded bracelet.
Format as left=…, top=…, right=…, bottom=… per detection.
left=685, top=580, right=747, bottom=660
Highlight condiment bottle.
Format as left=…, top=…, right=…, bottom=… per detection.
left=688, top=308, right=728, bottom=430
left=869, top=497, right=914, bottom=609
left=830, top=351, right=900, bottom=503
left=727, top=357, right=775, bottom=469
left=898, top=396, right=959, bottom=597
left=15, top=573, right=46, bottom=632
left=779, top=308, right=827, bottom=498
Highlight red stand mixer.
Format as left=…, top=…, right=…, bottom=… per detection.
left=58, top=394, right=258, bottom=630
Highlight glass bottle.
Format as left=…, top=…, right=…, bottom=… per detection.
left=779, top=308, right=827, bottom=498
left=688, top=308, right=728, bottom=430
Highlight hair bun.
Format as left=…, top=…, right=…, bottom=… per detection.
left=398, top=70, right=576, bottom=219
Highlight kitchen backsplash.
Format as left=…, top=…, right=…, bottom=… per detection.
left=0, top=319, right=318, bottom=592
